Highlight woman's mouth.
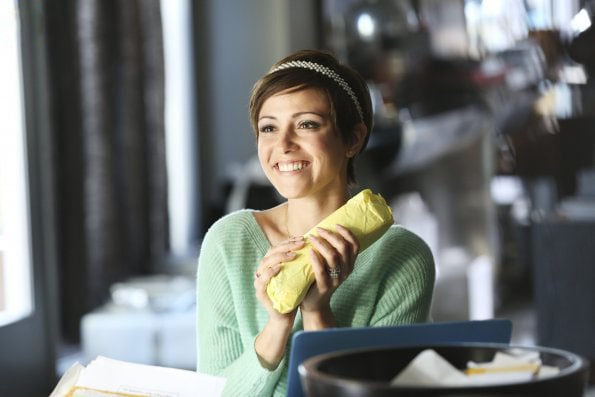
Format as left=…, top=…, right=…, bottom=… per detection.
left=276, top=161, right=309, bottom=172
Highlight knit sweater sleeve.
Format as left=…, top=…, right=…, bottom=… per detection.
left=196, top=213, right=284, bottom=396
left=369, top=226, right=436, bottom=326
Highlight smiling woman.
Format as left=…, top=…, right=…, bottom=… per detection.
left=196, top=49, right=435, bottom=397
left=256, top=88, right=354, bottom=204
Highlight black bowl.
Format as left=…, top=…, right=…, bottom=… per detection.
left=299, top=343, right=590, bottom=397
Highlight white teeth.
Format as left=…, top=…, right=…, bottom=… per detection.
left=278, top=162, right=305, bottom=172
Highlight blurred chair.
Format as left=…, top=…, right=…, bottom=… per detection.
left=532, top=220, right=595, bottom=383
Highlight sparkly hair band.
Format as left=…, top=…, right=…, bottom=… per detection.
left=270, top=60, right=364, bottom=121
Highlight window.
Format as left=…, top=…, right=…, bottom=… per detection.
left=0, top=0, right=34, bottom=327
left=161, top=0, right=201, bottom=257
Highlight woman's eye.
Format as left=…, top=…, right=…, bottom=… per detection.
left=259, top=125, right=275, bottom=133
left=298, top=120, right=320, bottom=129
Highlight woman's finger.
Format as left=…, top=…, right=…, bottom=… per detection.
left=308, top=248, right=336, bottom=289
left=268, top=238, right=305, bottom=257
left=333, top=224, right=359, bottom=276
left=257, top=237, right=304, bottom=273
left=255, top=238, right=304, bottom=287
left=309, top=235, right=346, bottom=284
left=254, top=262, right=282, bottom=293
left=315, top=228, right=352, bottom=277
left=258, top=250, right=297, bottom=275
left=309, top=235, right=341, bottom=266
left=334, top=224, right=360, bottom=257
left=315, top=227, right=350, bottom=257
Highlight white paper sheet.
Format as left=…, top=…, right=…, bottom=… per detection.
left=50, top=356, right=226, bottom=397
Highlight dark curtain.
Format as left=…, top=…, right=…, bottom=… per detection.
left=45, top=0, right=168, bottom=342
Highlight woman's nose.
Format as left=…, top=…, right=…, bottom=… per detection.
left=278, top=127, right=297, bottom=152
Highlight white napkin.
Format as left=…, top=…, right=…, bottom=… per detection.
left=390, top=349, right=472, bottom=387
left=389, top=349, right=560, bottom=388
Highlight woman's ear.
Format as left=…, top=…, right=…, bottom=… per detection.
left=347, top=122, right=368, bottom=158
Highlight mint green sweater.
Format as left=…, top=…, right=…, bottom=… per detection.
left=196, top=210, right=435, bottom=396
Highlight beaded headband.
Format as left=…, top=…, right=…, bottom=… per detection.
left=269, top=60, right=364, bottom=121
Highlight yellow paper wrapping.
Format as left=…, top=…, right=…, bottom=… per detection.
left=266, top=189, right=394, bottom=313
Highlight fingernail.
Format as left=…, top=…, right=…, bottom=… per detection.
left=286, top=251, right=296, bottom=257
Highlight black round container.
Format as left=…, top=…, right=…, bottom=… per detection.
left=299, top=343, right=590, bottom=397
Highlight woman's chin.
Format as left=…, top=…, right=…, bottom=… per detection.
left=273, top=186, right=308, bottom=200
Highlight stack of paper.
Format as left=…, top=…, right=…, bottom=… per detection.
left=50, top=356, right=226, bottom=397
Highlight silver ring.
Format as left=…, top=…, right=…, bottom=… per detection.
left=328, top=266, right=341, bottom=279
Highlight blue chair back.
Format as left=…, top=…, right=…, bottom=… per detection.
left=286, top=319, right=513, bottom=397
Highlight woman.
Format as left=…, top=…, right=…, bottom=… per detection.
left=197, top=49, right=435, bottom=396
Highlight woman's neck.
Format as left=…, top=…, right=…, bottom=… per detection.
left=285, top=190, right=351, bottom=238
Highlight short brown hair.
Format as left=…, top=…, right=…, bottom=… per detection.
left=249, top=49, right=373, bottom=184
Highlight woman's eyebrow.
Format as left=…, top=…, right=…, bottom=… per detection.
left=291, top=111, right=326, bottom=118
left=258, top=111, right=326, bottom=122
left=258, top=115, right=277, bottom=122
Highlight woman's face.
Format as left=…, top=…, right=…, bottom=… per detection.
left=257, top=87, right=349, bottom=200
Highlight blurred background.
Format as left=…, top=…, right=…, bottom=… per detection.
left=1, top=0, right=594, bottom=395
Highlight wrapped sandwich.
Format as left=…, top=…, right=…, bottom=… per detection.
left=266, top=189, right=393, bottom=313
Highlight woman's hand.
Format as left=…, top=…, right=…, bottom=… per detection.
left=254, top=236, right=304, bottom=320
left=253, top=237, right=304, bottom=369
left=300, top=224, right=360, bottom=329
